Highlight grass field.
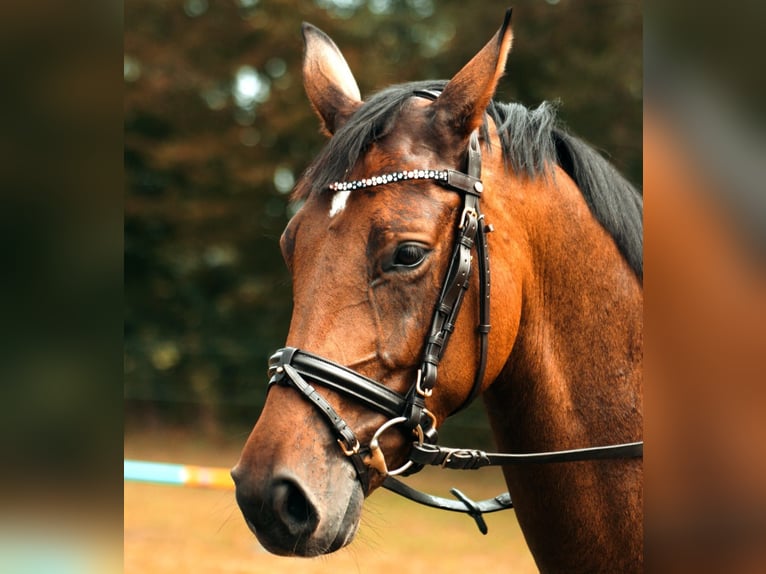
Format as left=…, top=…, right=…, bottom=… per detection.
left=125, top=427, right=537, bottom=574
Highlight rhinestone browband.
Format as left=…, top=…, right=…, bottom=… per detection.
left=329, top=169, right=449, bottom=192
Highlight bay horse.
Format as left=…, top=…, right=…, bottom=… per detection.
left=232, top=10, right=643, bottom=573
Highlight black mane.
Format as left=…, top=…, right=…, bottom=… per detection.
left=297, top=79, right=643, bottom=280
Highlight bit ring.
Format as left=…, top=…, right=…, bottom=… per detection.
left=367, top=416, right=425, bottom=477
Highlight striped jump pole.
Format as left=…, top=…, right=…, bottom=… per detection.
left=124, top=460, right=234, bottom=490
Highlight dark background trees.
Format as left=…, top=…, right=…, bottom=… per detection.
left=124, top=0, right=641, bottom=434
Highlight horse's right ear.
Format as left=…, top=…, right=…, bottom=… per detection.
left=433, top=9, right=514, bottom=138
left=302, top=23, right=363, bottom=136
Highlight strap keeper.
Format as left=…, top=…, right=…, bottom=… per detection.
left=403, top=391, right=426, bottom=430
left=450, top=488, right=488, bottom=535
left=444, top=170, right=482, bottom=195
left=477, top=323, right=491, bottom=334
left=427, top=334, right=444, bottom=346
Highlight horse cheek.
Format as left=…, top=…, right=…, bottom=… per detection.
left=370, top=282, right=428, bottom=368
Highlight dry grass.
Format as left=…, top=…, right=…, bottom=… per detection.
left=125, top=427, right=537, bottom=574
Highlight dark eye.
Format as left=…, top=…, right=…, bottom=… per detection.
left=392, top=243, right=429, bottom=269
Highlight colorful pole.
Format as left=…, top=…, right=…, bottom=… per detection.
left=124, top=460, right=234, bottom=490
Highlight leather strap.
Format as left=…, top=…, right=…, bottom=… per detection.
left=401, top=129, right=487, bottom=450
left=415, top=129, right=489, bottom=401
left=417, top=208, right=478, bottom=392
left=270, top=362, right=371, bottom=492
left=380, top=437, right=642, bottom=534
left=269, top=347, right=406, bottom=420
left=382, top=476, right=513, bottom=535
left=451, top=129, right=491, bottom=413
left=409, top=440, right=644, bottom=469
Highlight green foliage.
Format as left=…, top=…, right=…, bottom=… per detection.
left=125, top=0, right=641, bottom=430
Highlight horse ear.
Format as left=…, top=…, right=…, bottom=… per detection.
left=302, top=22, right=363, bottom=136
left=434, top=9, right=514, bottom=136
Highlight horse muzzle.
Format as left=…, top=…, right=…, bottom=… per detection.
left=231, top=461, right=364, bottom=556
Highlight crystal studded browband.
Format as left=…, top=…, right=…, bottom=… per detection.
left=329, top=169, right=450, bottom=192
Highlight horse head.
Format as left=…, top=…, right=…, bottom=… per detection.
left=232, top=10, right=643, bottom=571
left=232, top=12, right=517, bottom=556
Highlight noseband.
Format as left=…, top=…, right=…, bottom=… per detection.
left=267, top=92, right=643, bottom=534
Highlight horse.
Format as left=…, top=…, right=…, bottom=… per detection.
left=232, top=10, right=643, bottom=573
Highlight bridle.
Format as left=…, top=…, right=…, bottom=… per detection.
left=267, top=90, right=643, bottom=534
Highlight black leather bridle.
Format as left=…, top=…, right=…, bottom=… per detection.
left=267, top=91, right=643, bottom=534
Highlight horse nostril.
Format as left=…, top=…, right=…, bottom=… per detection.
left=272, top=477, right=319, bottom=537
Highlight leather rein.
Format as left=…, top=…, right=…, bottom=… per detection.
left=267, top=92, right=643, bottom=534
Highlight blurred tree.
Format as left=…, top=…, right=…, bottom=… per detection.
left=125, top=0, right=641, bottom=433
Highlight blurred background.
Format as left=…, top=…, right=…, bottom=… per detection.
left=124, top=0, right=642, bottom=437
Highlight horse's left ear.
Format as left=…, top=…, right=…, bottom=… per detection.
left=434, top=8, right=514, bottom=136
left=302, top=22, right=363, bottom=136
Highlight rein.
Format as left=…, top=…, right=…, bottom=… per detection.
left=267, top=92, right=643, bottom=534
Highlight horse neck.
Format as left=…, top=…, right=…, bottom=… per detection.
left=482, top=165, right=643, bottom=572
left=485, top=162, right=643, bottom=448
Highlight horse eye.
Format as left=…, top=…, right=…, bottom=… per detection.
left=392, top=243, right=429, bottom=268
